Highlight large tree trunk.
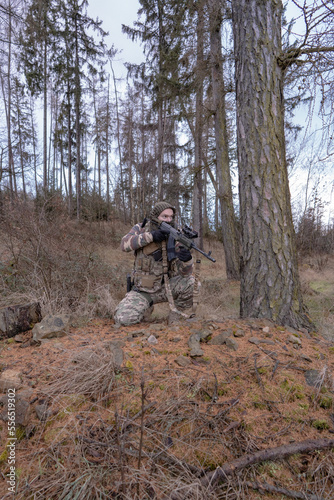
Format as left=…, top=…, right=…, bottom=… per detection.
left=231, top=0, right=313, bottom=330
left=209, top=0, right=240, bottom=280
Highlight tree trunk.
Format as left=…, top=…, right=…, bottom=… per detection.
left=193, top=0, right=205, bottom=249
left=106, top=75, right=110, bottom=219
left=74, top=12, right=81, bottom=220
left=43, top=34, right=48, bottom=196
left=209, top=0, right=240, bottom=279
left=231, top=0, right=313, bottom=330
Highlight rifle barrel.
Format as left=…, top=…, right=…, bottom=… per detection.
left=192, top=245, right=216, bottom=262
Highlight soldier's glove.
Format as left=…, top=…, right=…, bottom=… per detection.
left=177, top=246, right=192, bottom=262
left=152, top=229, right=168, bottom=242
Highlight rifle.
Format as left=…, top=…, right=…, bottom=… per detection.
left=157, top=221, right=216, bottom=263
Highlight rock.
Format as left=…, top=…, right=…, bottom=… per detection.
left=130, top=329, right=146, bottom=338
left=262, top=326, right=270, bottom=333
left=0, top=369, right=22, bottom=392
left=208, top=330, right=232, bottom=345
left=147, top=335, right=158, bottom=345
left=35, top=403, right=51, bottom=422
left=0, top=394, right=30, bottom=426
left=175, top=355, right=191, bottom=367
left=188, top=333, right=201, bottom=349
left=0, top=302, right=42, bottom=338
left=248, top=337, right=261, bottom=345
left=305, top=369, right=320, bottom=387
left=226, top=338, right=239, bottom=351
left=104, top=343, right=124, bottom=368
left=288, top=335, right=302, bottom=346
left=32, top=314, right=73, bottom=341
left=285, top=326, right=300, bottom=336
left=300, top=354, right=312, bottom=363
left=234, top=329, right=245, bottom=338
left=189, top=346, right=204, bottom=357
left=14, top=334, right=24, bottom=343
left=260, top=339, right=276, bottom=346
left=168, top=310, right=186, bottom=325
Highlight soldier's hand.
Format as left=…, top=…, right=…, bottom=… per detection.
left=152, top=229, right=168, bottom=242
left=177, top=246, right=192, bottom=262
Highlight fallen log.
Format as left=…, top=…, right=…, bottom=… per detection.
left=201, top=438, right=334, bottom=488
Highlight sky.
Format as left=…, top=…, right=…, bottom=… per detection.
left=85, top=0, right=333, bottom=223
left=87, top=0, right=144, bottom=82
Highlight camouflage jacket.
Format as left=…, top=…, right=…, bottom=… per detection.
left=121, top=221, right=193, bottom=294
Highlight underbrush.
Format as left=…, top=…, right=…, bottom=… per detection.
left=10, top=346, right=334, bottom=500
left=0, top=200, right=128, bottom=318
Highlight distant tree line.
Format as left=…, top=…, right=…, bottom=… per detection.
left=1, top=0, right=334, bottom=329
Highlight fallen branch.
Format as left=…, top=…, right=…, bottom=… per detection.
left=245, top=480, right=324, bottom=500
left=201, top=438, right=334, bottom=488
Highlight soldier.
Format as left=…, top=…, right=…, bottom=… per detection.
left=114, top=201, right=195, bottom=326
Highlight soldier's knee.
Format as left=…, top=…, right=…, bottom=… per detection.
left=114, top=291, right=152, bottom=326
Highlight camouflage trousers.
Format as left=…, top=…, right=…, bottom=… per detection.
left=114, top=275, right=195, bottom=326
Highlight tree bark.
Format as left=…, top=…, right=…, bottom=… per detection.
left=231, top=0, right=314, bottom=330
left=209, top=0, right=240, bottom=280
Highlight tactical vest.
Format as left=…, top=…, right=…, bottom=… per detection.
left=133, top=225, right=178, bottom=294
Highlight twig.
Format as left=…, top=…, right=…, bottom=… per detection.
left=245, top=480, right=324, bottom=500
left=253, top=354, right=264, bottom=390
left=271, top=359, right=280, bottom=379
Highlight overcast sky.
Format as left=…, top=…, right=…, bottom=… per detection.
left=87, top=0, right=145, bottom=82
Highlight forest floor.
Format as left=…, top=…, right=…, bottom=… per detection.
left=0, top=219, right=334, bottom=499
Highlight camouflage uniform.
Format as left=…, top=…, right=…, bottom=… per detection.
left=114, top=206, right=195, bottom=326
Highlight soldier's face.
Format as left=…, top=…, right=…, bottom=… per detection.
left=158, top=208, right=174, bottom=222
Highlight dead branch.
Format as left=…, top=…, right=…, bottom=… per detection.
left=201, top=438, right=334, bottom=488
left=245, top=480, right=324, bottom=500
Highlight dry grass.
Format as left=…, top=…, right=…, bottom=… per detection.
left=0, top=200, right=127, bottom=318
left=5, top=336, right=333, bottom=500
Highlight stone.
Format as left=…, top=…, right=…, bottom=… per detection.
left=0, top=369, right=22, bottom=392
left=147, top=335, right=158, bottom=345
left=0, top=394, right=30, bottom=426
left=288, top=335, right=302, bottom=346
left=175, top=355, right=191, bottom=367
left=14, top=334, right=24, bottom=343
left=189, top=346, right=204, bottom=357
left=0, top=302, right=42, bottom=338
left=35, top=403, right=51, bottom=422
left=305, top=369, right=320, bottom=387
left=32, top=314, right=73, bottom=341
left=234, top=329, right=245, bottom=338
left=103, top=343, right=124, bottom=368
left=168, top=310, right=186, bottom=325
left=226, top=338, right=239, bottom=351
left=259, top=339, right=276, bottom=346
left=208, top=330, right=232, bottom=345
left=188, top=333, right=201, bottom=349
left=248, top=337, right=261, bottom=345
left=262, top=326, right=270, bottom=333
